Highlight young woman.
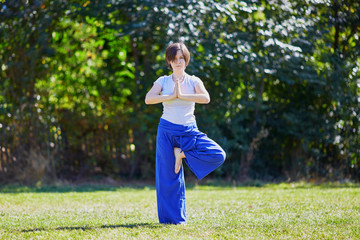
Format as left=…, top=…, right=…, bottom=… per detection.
left=145, top=42, right=226, bottom=224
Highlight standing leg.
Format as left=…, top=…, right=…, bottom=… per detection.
left=184, top=134, right=226, bottom=180
left=156, top=127, right=186, bottom=224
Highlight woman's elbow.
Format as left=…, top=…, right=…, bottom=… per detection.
left=204, top=95, right=210, bottom=104
left=145, top=95, right=151, bottom=105
left=145, top=99, right=153, bottom=105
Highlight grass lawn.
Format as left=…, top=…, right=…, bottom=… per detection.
left=0, top=181, right=359, bottom=239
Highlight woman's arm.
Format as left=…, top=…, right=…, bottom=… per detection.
left=177, top=81, right=210, bottom=104
left=145, top=83, right=176, bottom=104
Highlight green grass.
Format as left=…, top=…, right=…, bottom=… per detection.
left=0, top=182, right=359, bottom=239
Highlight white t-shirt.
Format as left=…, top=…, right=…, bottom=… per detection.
left=154, top=73, right=202, bottom=125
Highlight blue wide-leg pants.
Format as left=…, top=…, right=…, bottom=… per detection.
left=156, top=118, right=226, bottom=224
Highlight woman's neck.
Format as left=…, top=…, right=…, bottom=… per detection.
left=172, top=70, right=186, bottom=80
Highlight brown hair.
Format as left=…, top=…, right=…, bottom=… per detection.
left=165, top=42, right=191, bottom=70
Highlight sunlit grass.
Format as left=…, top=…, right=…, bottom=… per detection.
left=0, top=182, right=359, bottom=239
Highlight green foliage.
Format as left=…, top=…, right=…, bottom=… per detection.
left=0, top=0, right=359, bottom=183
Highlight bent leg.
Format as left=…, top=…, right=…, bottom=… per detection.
left=156, top=129, right=186, bottom=224
left=184, top=134, right=226, bottom=180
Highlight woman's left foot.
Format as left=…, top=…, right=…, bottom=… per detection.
left=174, top=147, right=183, bottom=174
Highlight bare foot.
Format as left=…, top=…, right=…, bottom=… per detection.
left=174, top=147, right=185, bottom=174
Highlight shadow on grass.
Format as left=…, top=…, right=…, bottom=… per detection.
left=101, top=223, right=162, bottom=229
left=20, top=223, right=163, bottom=232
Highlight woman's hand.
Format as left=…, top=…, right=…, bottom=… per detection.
left=171, top=82, right=178, bottom=100
left=174, top=80, right=182, bottom=99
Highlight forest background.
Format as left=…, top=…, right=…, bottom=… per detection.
left=0, top=0, right=359, bottom=185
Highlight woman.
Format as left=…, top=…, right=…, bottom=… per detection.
left=145, top=42, right=226, bottom=224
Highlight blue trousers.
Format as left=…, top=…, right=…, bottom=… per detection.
left=156, top=118, right=226, bottom=224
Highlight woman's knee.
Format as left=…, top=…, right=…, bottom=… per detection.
left=215, top=148, right=226, bottom=164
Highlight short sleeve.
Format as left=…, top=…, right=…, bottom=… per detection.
left=154, top=76, right=165, bottom=88
left=191, top=75, right=203, bottom=87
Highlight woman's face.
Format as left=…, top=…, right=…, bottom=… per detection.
left=170, top=50, right=186, bottom=71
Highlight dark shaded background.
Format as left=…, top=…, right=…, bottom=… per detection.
left=0, top=0, right=359, bottom=184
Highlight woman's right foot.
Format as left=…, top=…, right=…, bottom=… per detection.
left=174, top=147, right=183, bottom=174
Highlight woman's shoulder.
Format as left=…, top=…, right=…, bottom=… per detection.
left=155, top=74, right=172, bottom=85
left=156, top=74, right=172, bottom=79
left=187, top=74, right=203, bottom=85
